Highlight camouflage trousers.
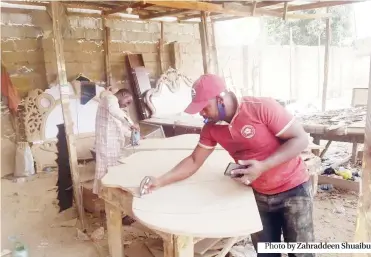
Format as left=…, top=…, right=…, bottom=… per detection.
left=251, top=180, right=315, bottom=257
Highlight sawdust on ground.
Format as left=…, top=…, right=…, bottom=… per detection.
left=1, top=172, right=359, bottom=257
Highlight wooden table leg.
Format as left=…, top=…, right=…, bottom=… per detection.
left=105, top=202, right=124, bottom=257
left=351, top=142, right=358, bottom=164
left=174, top=235, right=194, bottom=257
left=312, top=136, right=321, bottom=156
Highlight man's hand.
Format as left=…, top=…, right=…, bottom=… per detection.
left=130, top=123, right=140, bottom=131
left=230, top=159, right=268, bottom=185
left=140, top=176, right=160, bottom=195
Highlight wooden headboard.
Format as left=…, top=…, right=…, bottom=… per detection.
left=24, top=82, right=105, bottom=142
left=144, top=68, right=196, bottom=118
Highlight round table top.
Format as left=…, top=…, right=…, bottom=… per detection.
left=103, top=149, right=262, bottom=238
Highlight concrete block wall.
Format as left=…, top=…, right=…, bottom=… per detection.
left=1, top=8, right=206, bottom=98
left=1, top=10, right=48, bottom=97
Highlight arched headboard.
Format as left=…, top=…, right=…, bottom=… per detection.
left=24, top=82, right=105, bottom=142
left=144, top=68, right=198, bottom=118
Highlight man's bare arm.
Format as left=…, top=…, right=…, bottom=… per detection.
left=107, top=96, right=133, bottom=125
left=262, top=120, right=308, bottom=170
left=157, top=145, right=214, bottom=187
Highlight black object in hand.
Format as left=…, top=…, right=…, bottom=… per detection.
left=224, top=162, right=249, bottom=178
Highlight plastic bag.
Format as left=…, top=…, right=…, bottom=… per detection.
left=14, top=142, right=35, bottom=177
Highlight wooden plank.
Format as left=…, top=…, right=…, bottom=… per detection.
left=157, top=22, right=164, bottom=75
left=199, top=11, right=209, bottom=74
left=351, top=143, right=359, bottom=164
left=146, top=0, right=323, bottom=19
left=222, top=2, right=330, bottom=19
left=50, top=1, right=87, bottom=229
left=283, top=2, right=289, bottom=20
left=273, top=1, right=363, bottom=12
left=194, top=238, right=221, bottom=255
left=169, top=42, right=181, bottom=69
left=319, top=140, right=332, bottom=158
left=256, top=1, right=286, bottom=8
left=215, top=237, right=240, bottom=257
left=174, top=236, right=194, bottom=257
left=322, top=17, right=330, bottom=111
left=105, top=201, right=124, bottom=257
left=103, top=2, right=152, bottom=15
left=318, top=175, right=359, bottom=193
left=211, top=22, right=219, bottom=75
left=140, top=9, right=190, bottom=19
left=353, top=55, right=371, bottom=252
left=103, top=17, right=111, bottom=87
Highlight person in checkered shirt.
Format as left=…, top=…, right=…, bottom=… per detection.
left=93, top=88, right=139, bottom=195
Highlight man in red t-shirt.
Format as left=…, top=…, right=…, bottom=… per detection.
left=142, top=74, right=314, bottom=256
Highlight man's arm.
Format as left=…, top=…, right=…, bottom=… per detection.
left=262, top=120, right=308, bottom=170
left=107, top=95, right=134, bottom=126
left=157, top=145, right=214, bottom=187
left=260, top=98, right=308, bottom=170
left=157, top=124, right=217, bottom=187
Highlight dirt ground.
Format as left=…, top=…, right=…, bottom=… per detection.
left=1, top=171, right=359, bottom=257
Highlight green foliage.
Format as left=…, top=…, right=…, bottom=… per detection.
left=263, top=5, right=355, bottom=46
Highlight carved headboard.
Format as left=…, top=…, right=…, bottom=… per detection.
left=144, top=68, right=197, bottom=118
left=24, top=82, right=105, bottom=142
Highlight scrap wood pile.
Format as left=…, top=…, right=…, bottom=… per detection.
left=296, top=106, right=367, bottom=128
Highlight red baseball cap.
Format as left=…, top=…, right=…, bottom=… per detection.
left=184, top=74, right=226, bottom=114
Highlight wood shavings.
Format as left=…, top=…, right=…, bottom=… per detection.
left=297, top=106, right=367, bottom=127
left=90, top=227, right=104, bottom=241
left=76, top=228, right=90, bottom=241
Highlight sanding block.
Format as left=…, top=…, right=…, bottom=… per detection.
left=139, top=176, right=151, bottom=197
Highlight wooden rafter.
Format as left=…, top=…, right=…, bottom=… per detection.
left=256, top=1, right=287, bottom=8
left=103, top=2, right=152, bottom=15
left=273, top=0, right=363, bottom=12
left=140, top=9, right=190, bottom=20
left=223, top=2, right=330, bottom=19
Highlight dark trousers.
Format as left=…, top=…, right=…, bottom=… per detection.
left=251, top=180, right=315, bottom=257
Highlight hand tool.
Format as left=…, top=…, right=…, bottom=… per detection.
left=139, top=176, right=151, bottom=197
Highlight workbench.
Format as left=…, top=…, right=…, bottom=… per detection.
left=303, top=123, right=364, bottom=163
left=100, top=150, right=263, bottom=257
left=98, top=134, right=321, bottom=257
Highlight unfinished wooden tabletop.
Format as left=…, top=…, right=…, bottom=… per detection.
left=102, top=150, right=263, bottom=238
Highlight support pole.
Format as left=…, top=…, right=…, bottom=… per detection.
left=199, top=11, right=210, bottom=74
left=211, top=21, right=219, bottom=75
left=353, top=55, right=371, bottom=255
left=51, top=1, right=86, bottom=228
left=103, top=16, right=111, bottom=87
left=322, top=16, right=330, bottom=111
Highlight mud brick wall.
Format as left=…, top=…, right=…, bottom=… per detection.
left=1, top=8, right=206, bottom=97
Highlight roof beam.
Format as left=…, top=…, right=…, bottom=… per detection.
left=103, top=2, right=152, bottom=15
left=273, top=0, right=363, bottom=12
left=143, top=1, right=328, bottom=20
left=223, top=2, right=330, bottom=19
left=255, top=1, right=286, bottom=8
left=140, top=9, right=190, bottom=20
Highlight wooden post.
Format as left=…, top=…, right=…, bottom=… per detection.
left=51, top=1, right=86, bottom=228
left=210, top=21, right=219, bottom=75
left=169, top=42, right=181, bottom=69
left=353, top=55, right=371, bottom=253
left=174, top=235, right=194, bottom=257
left=289, top=27, right=294, bottom=100
left=322, top=16, right=330, bottom=112
left=105, top=202, right=124, bottom=257
left=103, top=16, right=111, bottom=87
left=158, top=21, right=164, bottom=75
left=199, top=11, right=210, bottom=74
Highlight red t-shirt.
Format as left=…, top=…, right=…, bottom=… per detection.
left=198, top=96, right=309, bottom=195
